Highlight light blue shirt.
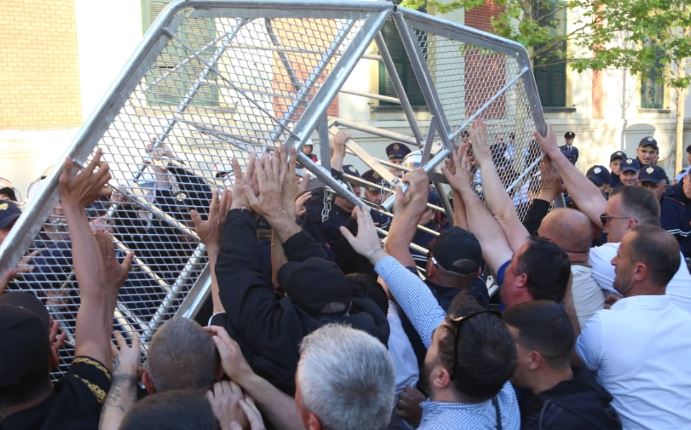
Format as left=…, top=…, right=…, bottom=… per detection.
left=374, top=256, right=519, bottom=430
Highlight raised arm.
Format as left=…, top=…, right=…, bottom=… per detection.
left=329, top=130, right=350, bottom=173
left=384, top=169, right=430, bottom=268
left=535, top=125, right=606, bottom=228
left=207, top=325, right=303, bottom=430
left=470, top=120, right=529, bottom=251
left=99, top=331, right=141, bottom=430
left=523, top=158, right=561, bottom=235
left=191, top=190, right=232, bottom=314
left=442, top=144, right=513, bottom=277
left=340, top=207, right=445, bottom=347
left=60, top=150, right=132, bottom=368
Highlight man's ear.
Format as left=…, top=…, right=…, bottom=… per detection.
left=528, top=350, right=542, bottom=371
left=305, top=412, right=322, bottom=430
left=142, top=370, right=156, bottom=394
left=430, top=363, right=452, bottom=390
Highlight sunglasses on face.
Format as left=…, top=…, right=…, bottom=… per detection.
left=599, top=213, right=632, bottom=226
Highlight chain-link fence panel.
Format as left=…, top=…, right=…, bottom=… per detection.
left=0, top=1, right=546, bottom=379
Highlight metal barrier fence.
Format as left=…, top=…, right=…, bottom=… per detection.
left=0, top=0, right=545, bottom=376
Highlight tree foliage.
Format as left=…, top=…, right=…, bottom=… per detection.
left=401, top=0, right=690, bottom=89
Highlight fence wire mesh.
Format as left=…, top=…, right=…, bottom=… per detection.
left=1, top=1, right=545, bottom=378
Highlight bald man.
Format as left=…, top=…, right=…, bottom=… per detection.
left=537, top=208, right=605, bottom=327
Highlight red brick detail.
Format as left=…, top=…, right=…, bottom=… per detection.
left=592, top=70, right=603, bottom=119
left=465, top=0, right=504, bottom=32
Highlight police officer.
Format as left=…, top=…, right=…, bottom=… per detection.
left=586, top=165, right=611, bottom=197
left=639, top=165, right=669, bottom=200
left=609, top=151, right=627, bottom=189
left=636, top=136, right=659, bottom=166
left=620, top=158, right=640, bottom=186
left=385, top=142, right=411, bottom=177
left=660, top=171, right=691, bottom=260
left=0, top=200, right=21, bottom=245
left=559, top=131, right=579, bottom=164
left=360, top=169, right=391, bottom=229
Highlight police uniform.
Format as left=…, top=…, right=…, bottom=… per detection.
left=609, top=151, right=627, bottom=189
left=639, top=165, right=669, bottom=188
left=660, top=180, right=691, bottom=259
left=586, top=165, right=611, bottom=197
left=360, top=169, right=391, bottom=229
left=559, top=131, right=579, bottom=164
left=386, top=142, right=411, bottom=162
left=636, top=136, right=659, bottom=166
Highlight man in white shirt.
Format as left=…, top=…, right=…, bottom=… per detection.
left=576, top=225, right=691, bottom=429
left=534, top=126, right=691, bottom=313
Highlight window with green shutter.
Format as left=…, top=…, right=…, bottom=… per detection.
left=378, top=20, right=426, bottom=107
left=640, top=47, right=664, bottom=109
left=141, top=0, right=219, bottom=106
left=532, top=0, right=566, bottom=108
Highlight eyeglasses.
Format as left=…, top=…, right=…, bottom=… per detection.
left=446, top=309, right=502, bottom=380
left=599, top=213, right=632, bottom=226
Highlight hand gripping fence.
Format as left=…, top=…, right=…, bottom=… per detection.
left=0, top=0, right=546, bottom=376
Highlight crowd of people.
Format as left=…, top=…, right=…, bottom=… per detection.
left=0, top=120, right=690, bottom=430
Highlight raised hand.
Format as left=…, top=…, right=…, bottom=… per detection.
left=533, top=124, right=560, bottom=158
left=191, top=190, right=232, bottom=252
left=245, top=152, right=286, bottom=221
left=205, top=325, right=254, bottom=382
left=339, top=206, right=386, bottom=264
left=537, top=157, right=562, bottom=202
left=112, top=330, right=141, bottom=378
left=207, top=381, right=249, bottom=430
left=469, top=119, right=491, bottom=163
left=59, top=149, right=111, bottom=210
left=394, top=168, right=429, bottom=218
left=94, top=230, right=134, bottom=305
left=234, top=397, right=266, bottom=430
left=442, top=143, right=473, bottom=193
left=48, top=320, right=67, bottom=369
left=230, top=156, right=255, bottom=210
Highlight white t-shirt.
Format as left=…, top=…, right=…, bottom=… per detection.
left=570, top=264, right=605, bottom=327
left=576, top=295, right=691, bottom=429
left=588, top=242, right=691, bottom=313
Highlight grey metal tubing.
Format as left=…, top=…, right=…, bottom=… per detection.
left=176, top=265, right=212, bottom=319
left=393, top=13, right=452, bottom=148
left=285, top=9, right=390, bottom=155
left=342, top=172, right=445, bottom=214
left=433, top=179, right=454, bottom=221
left=297, top=153, right=362, bottom=207
left=152, top=19, right=248, bottom=153
left=144, top=243, right=207, bottom=339
left=377, top=227, right=429, bottom=256
left=112, top=236, right=172, bottom=293
left=317, top=112, right=332, bottom=172
left=0, top=2, right=190, bottom=273
left=449, top=68, right=529, bottom=142
left=268, top=18, right=358, bottom=145
left=366, top=204, right=440, bottom=237
left=333, top=117, right=418, bottom=146
left=339, top=88, right=401, bottom=104
left=375, top=32, right=424, bottom=144
left=421, top=117, right=438, bottom=165
left=397, top=7, right=547, bottom=136
left=265, top=18, right=301, bottom=92
left=505, top=153, right=542, bottom=194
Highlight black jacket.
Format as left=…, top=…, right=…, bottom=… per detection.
left=215, top=209, right=389, bottom=394
left=520, top=368, right=621, bottom=430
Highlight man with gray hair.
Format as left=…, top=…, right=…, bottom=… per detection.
left=295, top=324, right=395, bottom=430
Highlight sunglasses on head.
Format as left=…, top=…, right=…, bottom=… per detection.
left=446, top=309, right=502, bottom=380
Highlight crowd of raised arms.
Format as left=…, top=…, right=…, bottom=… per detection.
left=0, top=121, right=690, bottom=430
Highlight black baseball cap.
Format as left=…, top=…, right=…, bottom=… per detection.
left=638, top=136, right=658, bottom=149
left=586, top=165, right=611, bottom=187
left=620, top=158, right=640, bottom=173
left=564, top=131, right=575, bottom=139
left=686, top=144, right=691, bottom=154
left=342, top=164, right=360, bottom=178
left=638, top=165, right=669, bottom=185
left=0, top=305, right=51, bottom=390
left=278, top=257, right=351, bottom=315
left=0, top=200, right=21, bottom=229
left=430, top=227, right=484, bottom=275
left=610, top=151, right=627, bottom=162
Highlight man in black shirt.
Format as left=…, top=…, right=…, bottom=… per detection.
left=504, top=301, right=620, bottom=429
left=0, top=151, right=130, bottom=429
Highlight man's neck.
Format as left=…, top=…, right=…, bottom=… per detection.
left=531, top=366, right=573, bottom=395
left=624, top=282, right=667, bottom=298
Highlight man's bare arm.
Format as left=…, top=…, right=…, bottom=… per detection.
left=470, top=120, right=529, bottom=252
left=384, top=169, right=429, bottom=268
left=534, top=125, right=606, bottom=228
left=442, top=144, right=513, bottom=276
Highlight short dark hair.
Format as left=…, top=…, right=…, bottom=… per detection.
left=440, top=295, right=517, bottom=400
left=627, top=225, right=680, bottom=287
left=120, top=389, right=217, bottom=430
left=503, top=301, right=574, bottom=369
left=611, top=186, right=660, bottom=226
left=517, top=237, right=571, bottom=303
left=147, top=318, right=218, bottom=392
left=346, top=273, right=388, bottom=314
